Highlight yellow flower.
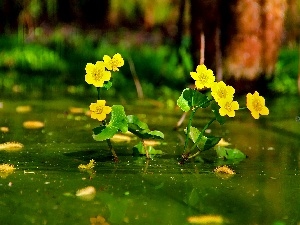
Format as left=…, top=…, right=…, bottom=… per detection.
left=218, top=99, right=239, bottom=117
left=85, top=61, right=111, bottom=87
left=89, top=100, right=112, bottom=121
left=211, top=81, right=235, bottom=103
left=246, top=91, right=269, bottom=119
left=190, top=64, right=215, bottom=89
left=103, top=53, right=124, bottom=71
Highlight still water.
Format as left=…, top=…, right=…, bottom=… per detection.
left=0, top=96, right=299, bottom=225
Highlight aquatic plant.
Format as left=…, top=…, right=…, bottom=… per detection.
left=177, top=64, right=269, bottom=163
left=85, top=54, right=164, bottom=160
left=78, top=159, right=96, bottom=171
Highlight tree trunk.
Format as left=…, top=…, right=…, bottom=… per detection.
left=190, top=0, right=287, bottom=93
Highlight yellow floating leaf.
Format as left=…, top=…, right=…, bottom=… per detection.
left=0, top=127, right=9, bottom=133
left=23, top=121, right=44, bottom=129
left=143, top=139, right=162, bottom=146
left=0, top=164, right=16, bottom=178
left=76, top=186, right=96, bottom=201
left=16, top=105, right=32, bottom=113
left=69, top=107, right=85, bottom=114
left=187, top=215, right=224, bottom=224
left=111, top=133, right=132, bottom=143
left=216, top=138, right=231, bottom=147
left=214, top=165, right=235, bottom=175
left=0, top=142, right=23, bottom=151
left=90, top=215, right=108, bottom=225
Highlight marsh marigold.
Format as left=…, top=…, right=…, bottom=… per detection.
left=218, top=99, right=239, bottom=117
left=190, top=64, right=215, bottom=89
left=246, top=91, right=269, bottom=119
left=103, top=53, right=124, bottom=71
left=89, top=100, right=112, bottom=122
left=211, top=81, right=235, bottom=103
left=85, top=61, right=111, bottom=87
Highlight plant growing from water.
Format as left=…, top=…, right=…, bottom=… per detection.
left=177, top=64, right=269, bottom=163
left=85, top=53, right=164, bottom=160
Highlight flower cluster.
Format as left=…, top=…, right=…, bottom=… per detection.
left=190, top=64, right=269, bottom=119
left=85, top=53, right=124, bottom=122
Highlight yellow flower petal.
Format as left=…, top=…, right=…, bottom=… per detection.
left=218, top=100, right=239, bottom=117
left=190, top=64, right=215, bottom=89
left=85, top=63, right=94, bottom=74
left=195, top=80, right=205, bottom=90
left=260, top=106, right=269, bottom=115
left=103, top=55, right=112, bottom=70
left=85, top=61, right=111, bottom=87
left=190, top=72, right=199, bottom=81
left=89, top=100, right=111, bottom=122
left=211, top=81, right=235, bottom=103
left=103, top=53, right=124, bottom=71
left=246, top=91, right=269, bottom=119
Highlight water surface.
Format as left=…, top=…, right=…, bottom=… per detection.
left=0, top=96, right=299, bottom=225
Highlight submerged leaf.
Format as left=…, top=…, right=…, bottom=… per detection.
left=215, top=146, right=247, bottom=160
left=133, top=141, right=163, bottom=155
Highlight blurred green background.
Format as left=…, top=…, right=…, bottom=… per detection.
left=0, top=0, right=299, bottom=99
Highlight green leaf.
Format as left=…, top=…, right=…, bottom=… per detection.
left=92, top=126, right=118, bottom=141
left=177, top=88, right=210, bottom=112
left=92, top=105, right=128, bottom=142
left=103, top=80, right=113, bottom=90
left=127, top=115, right=149, bottom=130
left=127, top=115, right=164, bottom=140
left=177, top=88, right=190, bottom=112
left=203, top=136, right=221, bottom=151
left=110, top=105, right=128, bottom=133
left=132, top=141, right=163, bottom=155
left=215, top=146, right=247, bottom=160
left=186, top=126, right=207, bottom=149
left=128, top=128, right=164, bottom=140
left=191, top=91, right=210, bottom=108
left=186, top=126, right=220, bottom=151
left=211, top=101, right=226, bottom=125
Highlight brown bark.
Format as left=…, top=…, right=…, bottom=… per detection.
left=190, top=0, right=287, bottom=92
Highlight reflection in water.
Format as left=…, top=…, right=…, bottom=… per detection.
left=0, top=96, right=298, bottom=224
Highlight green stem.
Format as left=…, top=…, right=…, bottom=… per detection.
left=97, top=87, right=101, bottom=100
left=97, top=87, right=118, bottom=160
left=183, top=109, right=196, bottom=153
left=190, top=117, right=216, bottom=152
